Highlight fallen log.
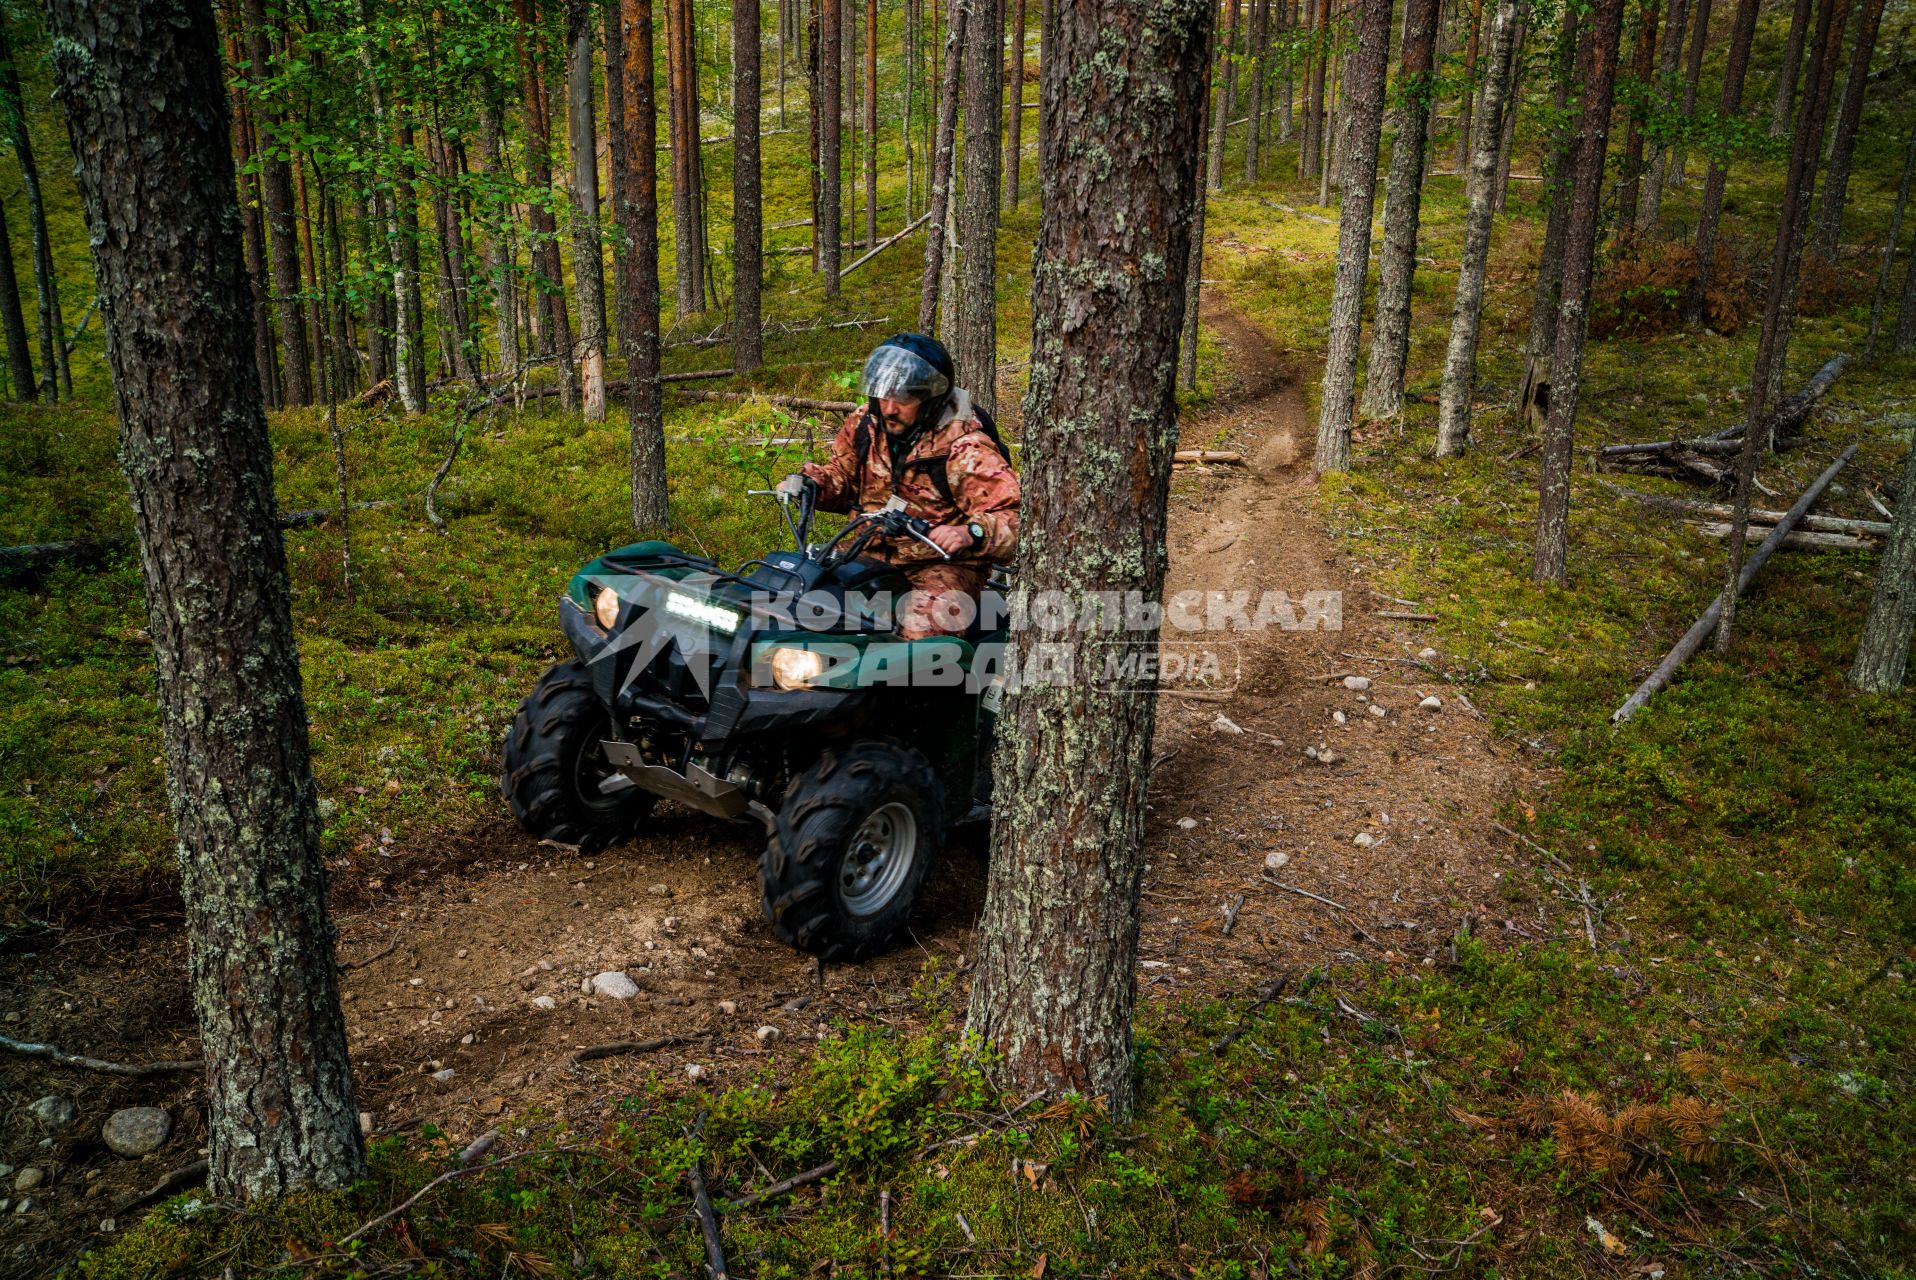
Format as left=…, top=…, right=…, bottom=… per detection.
left=839, top=211, right=932, bottom=281
left=518, top=368, right=734, bottom=402
left=675, top=390, right=859, bottom=414
left=1173, top=449, right=1244, bottom=464
left=2, top=501, right=395, bottom=586
left=1611, top=444, right=1858, bottom=724
left=1601, top=481, right=1891, bottom=535
left=1601, top=353, right=1849, bottom=457
left=1689, top=521, right=1877, bottom=550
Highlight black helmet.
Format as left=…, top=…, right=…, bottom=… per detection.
left=860, top=333, right=955, bottom=426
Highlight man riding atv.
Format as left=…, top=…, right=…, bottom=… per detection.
left=778, top=333, right=1019, bottom=638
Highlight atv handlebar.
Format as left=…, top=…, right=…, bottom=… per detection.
left=752, top=487, right=952, bottom=565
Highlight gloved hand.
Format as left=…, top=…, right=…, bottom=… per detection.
left=775, top=473, right=812, bottom=500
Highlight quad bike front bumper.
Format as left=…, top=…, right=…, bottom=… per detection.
left=597, top=741, right=776, bottom=830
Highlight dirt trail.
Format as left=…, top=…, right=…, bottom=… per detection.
left=0, top=304, right=1528, bottom=1270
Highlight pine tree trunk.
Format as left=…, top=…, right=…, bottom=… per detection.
left=1866, top=121, right=1916, bottom=354
left=1435, top=0, right=1518, bottom=457
left=1208, top=0, right=1237, bottom=191
left=1530, top=0, right=1624, bottom=586
left=818, top=0, right=843, bottom=294
left=0, top=25, right=53, bottom=403
left=1899, top=227, right=1916, bottom=352
left=1848, top=435, right=1916, bottom=692
left=1516, top=8, right=1580, bottom=426
left=919, top=0, right=968, bottom=333
left=1617, top=0, right=1660, bottom=235
left=733, top=0, right=764, bottom=372
left=1809, top=0, right=1884, bottom=260
left=1359, top=0, right=1439, bottom=420
left=46, top=0, right=365, bottom=1199
left=1715, top=0, right=1848, bottom=651
left=1311, top=0, right=1391, bottom=473
left=240, top=0, right=311, bottom=406
left=1304, top=0, right=1327, bottom=177
left=1684, top=0, right=1759, bottom=325
left=479, top=102, right=520, bottom=381
left=355, top=4, right=425, bottom=413
left=620, top=0, right=669, bottom=530
left=519, top=0, right=577, bottom=405
left=1003, top=0, right=1025, bottom=205
left=293, top=154, right=329, bottom=398
left=958, top=0, right=1001, bottom=413
left=225, top=44, right=276, bottom=408
left=966, top=0, right=1211, bottom=1117
left=1453, top=0, right=1483, bottom=173
left=1277, top=0, right=1293, bottom=140
left=1182, top=18, right=1217, bottom=392
left=0, top=192, right=33, bottom=401
left=1636, top=0, right=1688, bottom=232
left=1773, top=0, right=1813, bottom=135
left=1669, top=0, right=1711, bottom=184
left=1243, top=0, right=1266, bottom=182
left=567, top=0, right=608, bottom=419
left=865, top=0, right=879, bottom=242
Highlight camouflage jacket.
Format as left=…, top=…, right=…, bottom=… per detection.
left=802, top=388, right=1020, bottom=565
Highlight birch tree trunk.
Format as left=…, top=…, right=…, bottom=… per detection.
left=1434, top=0, right=1518, bottom=457
left=919, top=0, right=968, bottom=333
left=1530, top=0, right=1625, bottom=586
left=1848, top=435, right=1916, bottom=692
left=967, top=0, right=1212, bottom=1117
left=958, top=0, right=1001, bottom=413
left=1683, top=0, right=1760, bottom=325
left=46, top=0, right=365, bottom=1199
left=1808, top=0, right=1884, bottom=260
left=567, top=0, right=608, bottom=419
left=479, top=100, right=520, bottom=381
left=1359, top=0, right=1439, bottom=420
left=1312, top=0, right=1391, bottom=473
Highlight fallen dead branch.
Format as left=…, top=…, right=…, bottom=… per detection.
left=1210, top=973, right=1291, bottom=1054
left=1599, top=481, right=1891, bottom=535
left=675, top=389, right=859, bottom=414
left=1173, top=449, right=1244, bottom=464
left=685, top=1112, right=733, bottom=1280
left=116, top=1159, right=209, bottom=1213
left=725, top=1158, right=841, bottom=1211
left=1690, top=521, right=1876, bottom=551
left=0, top=1033, right=198, bottom=1076
left=1600, top=354, right=1848, bottom=461
left=1612, top=443, right=1858, bottom=723
left=573, top=1032, right=704, bottom=1063
left=838, top=211, right=932, bottom=282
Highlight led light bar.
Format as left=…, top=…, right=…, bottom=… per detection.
left=664, top=590, right=743, bottom=634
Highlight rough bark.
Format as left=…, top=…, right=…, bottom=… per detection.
left=1312, top=0, right=1391, bottom=472
left=240, top=0, right=311, bottom=406
left=1182, top=15, right=1218, bottom=392
left=966, top=0, right=1212, bottom=1118
left=866, top=0, right=879, bottom=243
left=0, top=189, right=31, bottom=400
left=1809, top=0, right=1885, bottom=260
left=1359, top=0, right=1439, bottom=420
left=1303, top=0, right=1327, bottom=179
left=1434, top=0, right=1518, bottom=457
left=1636, top=0, right=1689, bottom=232
left=1616, top=0, right=1659, bottom=234
left=819, top=0, right=842, bottom=294
left=1244, top=0, right=1267, bottom=182
left=1518, top=6, right=1579, bottom=426
left=1715, top=0, right=1848, bottom=651
left=919, top=0, right=968, bottom=333
left=226, top=48, right=276, bottom=408
left=45, top=0, right=364, bottom=1199
left=1208, top=0, right=1238, bottom=191
left=1530, top=0, right=1625, bottom=586
left=1684, top=0, right=1760, bottom=325
left=619, top=0, right=669, bottom=530
left=1668, top=0, right=1711, bottom=184
left=1003, top=0, right=1025, bottom=205
left=567, top=0, right=608, bottom=419
left=393, top=126, right=431, bottom=399
left=1849, top=435, right=1916, bottom=692
left=1867, top=120, right=1916, bottom=354
left=733, top=0, right=764, bottom=372
left=958, top=0, right=1001, bottom=413
left=1772, top=0, right=1813, bottom=135
left=478, top=101, right=520, bottom=381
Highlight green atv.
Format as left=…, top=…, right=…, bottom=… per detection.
left=501, top=484, right=1007, bottom=960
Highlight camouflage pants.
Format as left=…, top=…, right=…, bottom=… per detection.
left=896, top=562, right=988, bottom=639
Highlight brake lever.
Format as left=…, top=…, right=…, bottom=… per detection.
left=902, top=516, right=952, bottom=560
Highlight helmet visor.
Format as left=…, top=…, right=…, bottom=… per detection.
left=860, top=344, right=949, bottom=404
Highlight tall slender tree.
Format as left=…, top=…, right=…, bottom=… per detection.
left=865, top=0, right=879, bottom=244
left=1636, top=0, right=1688, bottom=231
left=1454, top=0, right=1485, bottom=171
left=567, top=0, right=608, bottom=418
left=1848, top=434, right=1916, bottom=692
left=1866, top=121, right=1916, bottom=354
left=1683, top=0, right=1760, bottom=325
left=1359, top=0, right=1440, bottom=419
left=1667, top=0, right=1711, bottom=184
left=1518, top=4, right=1581, bottom=426
left=1312, top=0, right=1392, bottom=473
left=1435, top=0, right=1519, bottom=457
left=1003, top=0, right=1026, bottom=205
left=0, top=21, right=59, bottom=402
left=734, top=0, right=764, bottom=372
left=1772, top=0, right=1813, bottom=135
left=225, top=42, right=279, bottom=407
left=46, top=0, right=365, bottom=1199
left=0, top=195, right=33, bottom=401
left=517, top=0, right=577, bottom=405
left=958, top=0, right=1001, bottom=411
left=667, top=0, right=709, bottom=313
left=967, top=0, right=1212, bottom=1117
left=1531, top=0, right=1625, bottom=585
left=918, top=0, right=968, bottom=332
left=1616, top=0, right=1660, bottom=234
left=240, top=0, right=312, bottom=406
left=1716, top=0, right=1849, bottom=650
left=1809, top=0, right=1885, bottom=259
left=820, top=0, right=843, bottom=294
left=1208, top=0, right=1239, bottom=191
left=619, top=0, right=669, bottom=529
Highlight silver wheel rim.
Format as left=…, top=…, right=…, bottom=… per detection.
left=839, top=801, right=918, bottom=918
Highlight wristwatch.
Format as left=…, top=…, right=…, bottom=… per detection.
left=967, top=521, right=987, bottom=550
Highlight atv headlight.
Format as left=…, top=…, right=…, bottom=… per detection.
left=767, top=646, right=828, bottom=690
left=593, top=585, right=622, bottom=630
left=664, top=590, right=742, bottom=633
